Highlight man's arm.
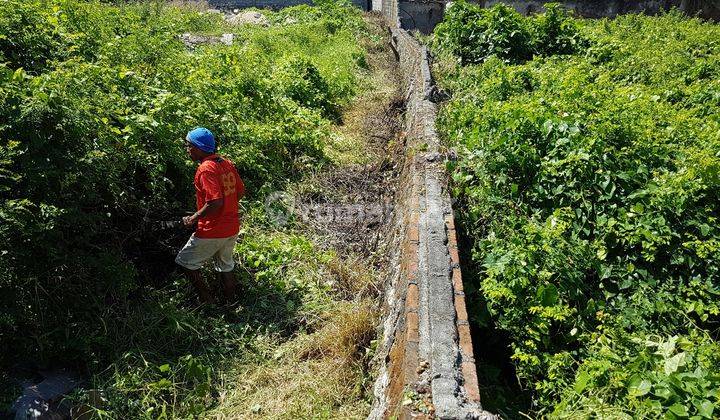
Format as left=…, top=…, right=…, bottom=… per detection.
left=183, top=198, right=224, bottom=227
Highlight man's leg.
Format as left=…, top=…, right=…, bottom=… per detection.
left=215, top=235, right=239, bottom=302
left=218, top=271, right=237, bottom=302
left=185, top=268, right=215, bottom=304
left=176, top=234, right=220, bottom=304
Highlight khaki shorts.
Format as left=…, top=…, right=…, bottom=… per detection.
left=175, top=233, right=238, bottom=272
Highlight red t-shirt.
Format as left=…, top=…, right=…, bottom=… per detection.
left=194, top=154, right=245, bottom=238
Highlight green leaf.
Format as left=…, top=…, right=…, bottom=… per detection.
left=652, top=385, right=672, bottom=400
left=12, top=68, right=25, bottom=82
left=664, top=352, right=686, bottom=375
left=574, top=370, right=590, bottom=393
left=657, top=336, right=677, bottom=358
left=668, top=403, right=689, bottom=417
left=627, top=375, right=652, bottom=397
left=537, top=284, right=559, bottom=306
left=699, top=224, right=711, bottom=236
left=158, top=364, right=171, bottom=373
left=696, top=400, right=714, bottom=418
left=631, top=203, right=644, bottom=213
left=149, top=378, right=173, bottom=390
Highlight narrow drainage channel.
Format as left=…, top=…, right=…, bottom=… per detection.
left=455, top=222, right=534, bottom=419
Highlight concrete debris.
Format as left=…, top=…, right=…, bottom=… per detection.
left=220, top=33, right=235, bottom=45
left=424, top=151, right=441, bottom=162
left=178, top=33, right=234, bottom=48
left=226, top=11, right=269, bottom=26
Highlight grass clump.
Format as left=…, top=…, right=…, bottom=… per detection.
left=433, top=6, right=720, bottom=419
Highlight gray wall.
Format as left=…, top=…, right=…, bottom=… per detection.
left=399, top=1, right=445, bottom=33
left=476, top=0, right=720, bottom=20
left=208, top=0, right=371, bottom=10
left=389, top=0, right=719, bottom=35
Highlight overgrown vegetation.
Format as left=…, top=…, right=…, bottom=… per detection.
left=433, top=3, right=720, bottom=418
left=432, top=1, right=586, bottom=65
left=0, top=0, right=380, bottom=417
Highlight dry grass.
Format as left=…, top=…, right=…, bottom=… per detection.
left=326, top=255, right=380, bottom=300
left=204, top=302, right=377, bottom=420
left=298, top=301, right=377, bottom=361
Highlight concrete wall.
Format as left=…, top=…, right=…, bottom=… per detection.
left=386, top=0, right=719, bottom=35
left=477, top=0, right=720, bottom=20
left=208, top=0, right=370, bottom=11
left=398, top=1, right=445, bottom=33
left=368, top=27, right=497, bottom=420
left=380, top=0, right=444, bottom=35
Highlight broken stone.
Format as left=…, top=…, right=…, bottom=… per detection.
left=178, top=33, right=234, bottom=49
left=220, top=33, right=234, bottom=46
left=226, top=11, right=269, bottom=26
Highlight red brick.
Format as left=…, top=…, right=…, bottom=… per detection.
left=457, top=323, right=474, bottom=358
left=409, top=210, right=420, bottom=226
left=461, top=361, right=482, bottom=403
left=406, top=257, right=418, bottom=281
left=449, top=246, right=460, bottom=265
left=408, top=224, right=419, bottom=243
left=409, top=185, right=420, bottom=209
left=455, top=294, right=469, bottom=323
left=452, top=267, right=464, bottom=292
left=407, top=240, right=418, bottom=256
left=447, top=230, right=458, bottom=249
left=445, top=214, right=456, bottom=231
left=406, top=311, right=419, bottom=343
left=406, top=284, right=419, bottom=312
left=403, top=340, right=419, bottom=383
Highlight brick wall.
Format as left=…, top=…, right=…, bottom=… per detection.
left=368, top=26, right=498, bottom=420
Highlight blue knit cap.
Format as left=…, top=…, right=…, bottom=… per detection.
left=186, top=127, right=216, bottom=153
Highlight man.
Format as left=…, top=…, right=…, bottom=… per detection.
left=175, top=127, right=245, bottom=304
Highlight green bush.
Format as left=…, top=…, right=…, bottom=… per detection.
left=533, top=3, right=587, bottom=56
left=0, top=0, right=365, bottom=397
left=435, top=9, right=720, bottom=418
left=273, top=56, right=339, bottom=121
left=432, top=1, right=585, bottom=65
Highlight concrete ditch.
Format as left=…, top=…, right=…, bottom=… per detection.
left=368, top=23, right=498, bottom=420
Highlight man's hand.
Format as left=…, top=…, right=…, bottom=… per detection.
left=183, top=215, right=197, bottom=227
left=183, top=199, right=223, bottom=228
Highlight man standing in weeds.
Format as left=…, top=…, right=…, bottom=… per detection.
left=176, top=127, right=245, bottom=304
